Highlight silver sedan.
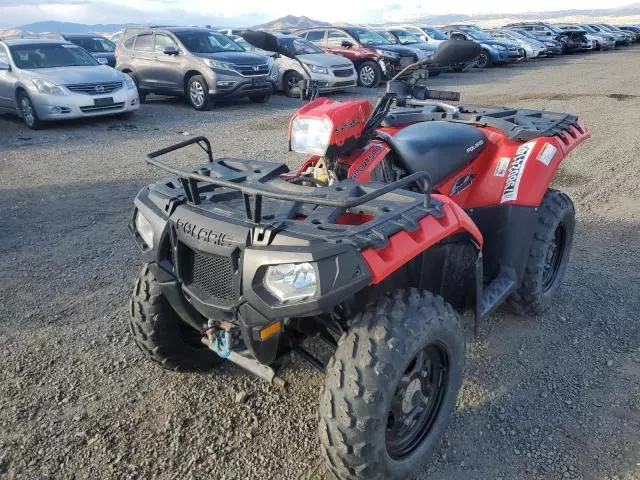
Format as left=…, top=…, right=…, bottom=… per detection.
left=0, top=38, right=139, bottom=129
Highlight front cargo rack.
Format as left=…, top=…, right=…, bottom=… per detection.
left=146, top=136, right=438, bottom=249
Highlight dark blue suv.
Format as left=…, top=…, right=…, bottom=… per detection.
left=442, top=25, right=523, bottom=68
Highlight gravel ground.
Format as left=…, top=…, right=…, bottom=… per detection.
left=1, top=48, right=639, bottom=480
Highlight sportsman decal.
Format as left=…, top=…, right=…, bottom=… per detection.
left=501, top=142, right=535, bottom=203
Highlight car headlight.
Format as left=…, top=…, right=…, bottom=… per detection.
left=203, top=58, right=234, bottom=71
left=290, top=116, right=333, bottom=156
left=123, top=74, right=136, bottom=90
left=306, top=63, right=329, bottom=75
left=32, top=79, right=66, bottom=95
left=135, top=210, right=154, bottom=248
left=264, top=263, right=318, bottom=302
left=376, top=49, right=399, bottom=59
left=267, top=57, right=278, bottom=78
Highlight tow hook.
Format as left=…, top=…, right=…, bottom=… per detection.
left=202, top=323, right=286, bottom=389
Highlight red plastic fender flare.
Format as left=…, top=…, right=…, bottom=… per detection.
left=361, top=194, right=483, bottom=285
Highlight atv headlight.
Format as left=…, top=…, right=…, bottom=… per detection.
left=135, top=210, right=154, bottom=248
left=290, top=116, right=333, bottom=156
left=264, top=263, right=318, bottom=302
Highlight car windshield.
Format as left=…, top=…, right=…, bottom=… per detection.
left=9, top=43, right=99, bottom=69
left=279, top=37, right=323, bottom=55
left=390, top=29, right=422, bottom=44
left=233, top=37, right=252, bottom=50
left=603, top=24, right=620, bottom=31
left=464, top=29, right=493, bottom=41
left=349, top=28, right=391, bottom=45
left=69, top=37, right=115, bottom=53
left=500, top=30, right=527, bottom=41
left=547, top=25, right=563, bottom=34
left=176, top=31, right=243, bottom=53
left=579, top=25, right=597, bottom=33
left=422, top=26, right=448, bottom=40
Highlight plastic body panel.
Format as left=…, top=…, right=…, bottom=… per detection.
left=361, top=194, right=483, bottom=284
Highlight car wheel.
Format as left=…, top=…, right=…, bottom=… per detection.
left=186, top=75, right=212, bottom=111
left=477, top=49, right=492, bottom=68
left=17, top=91, right=42, bottom=130
left=283, top=71, right=303, bottom=98
left=357, top=61, right=382, bottom=88
left=125, top=71, right=147, bottom=103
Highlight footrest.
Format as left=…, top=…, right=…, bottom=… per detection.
left=479, top=267, right=517, bottom=318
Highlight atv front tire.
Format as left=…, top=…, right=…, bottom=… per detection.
left=129, top=264, right=222, bottom=371
left=319, top=289, right=464, bottom=480
left=508, top=189, right=575, bottom=315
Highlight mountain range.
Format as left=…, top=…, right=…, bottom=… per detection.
left=1, top=5, right=640, bottom=38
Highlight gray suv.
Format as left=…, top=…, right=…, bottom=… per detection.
left=115, top=27, right=277, bottom=110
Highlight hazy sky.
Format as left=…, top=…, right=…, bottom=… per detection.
left=1, top=0, right=635, bottom=27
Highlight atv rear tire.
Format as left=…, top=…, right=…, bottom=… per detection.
left=508, top=189, right=575, bottom=315
left=129, top=264, right=222, bottom=371
left=318, top=289, right=464, bottom=480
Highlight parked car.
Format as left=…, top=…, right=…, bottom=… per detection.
left=569, top=25, right=616, bottom=50
left=268, top=33, right=357, bottom=97
left=115, top=27, right=277, bottom=110
left=505, top=22, right=587, bottom=53
left=595, top=24, right=634, bottom=44
left=442, top=26, right=523, bottom=67
left=485, top=28, right=547, bottom=59
left=507, top=28, right=564, bottom=55
left=373, top=27, right=441, bottom=76
left=0, top=38, right=138, bottom=129
left=586, top=24, right=629, bottom=46
left=617, top=25, right=640, bottom=41
left=57, top=33, right=117, bottom=67
left=391, top=24, right=449, bottom=48
left=295, top=27, right=417, bottom=88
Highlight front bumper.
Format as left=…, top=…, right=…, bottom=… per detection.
left=31, top=87, right=139, bottom=120
left=307, top=67, right=357, bottom=92
left=211, top=77, right=275, bottom=98
left=545, top=45, right=563, bottom=55
left=488, top=49, right=510, bottom=63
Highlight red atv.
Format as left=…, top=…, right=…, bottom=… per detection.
left=128, top=33, right=589, bottom=480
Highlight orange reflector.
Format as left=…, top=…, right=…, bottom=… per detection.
left=260, top=321, right=282, bottom=341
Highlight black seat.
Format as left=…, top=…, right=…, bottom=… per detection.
left=382, top=121, right=488, bottom=185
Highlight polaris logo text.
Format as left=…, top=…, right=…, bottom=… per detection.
left=501, top=142, right=535, bottom=203
left=466, top=139, right=485, bottom=154
left=176, top=219, right=232, bottom=246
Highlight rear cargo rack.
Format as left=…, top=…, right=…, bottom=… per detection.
left=146, top=137, right=436, bottom=249
left=457, top=105, right=584, bottom=141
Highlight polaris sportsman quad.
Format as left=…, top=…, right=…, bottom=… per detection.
left=128, top=34, right=589, bottom=480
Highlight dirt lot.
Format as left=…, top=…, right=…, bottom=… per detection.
left=1, top=48, right=639, bottom=480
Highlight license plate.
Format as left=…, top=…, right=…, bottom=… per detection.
left=94, top=97, right=114, bottom=107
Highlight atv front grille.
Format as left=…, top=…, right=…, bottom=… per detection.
left=182, top=248, right=237, bottom=302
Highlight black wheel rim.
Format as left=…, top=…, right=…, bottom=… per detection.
left=478, top=53, right=488, bottom=68
left=542, top=223, right=566, bottom=292
left=386, top=343, right=449, bottom=459
left=287, top=74, right=301, bottom=95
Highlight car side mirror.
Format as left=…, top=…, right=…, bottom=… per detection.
left=0, top=61, right=11, bottom=71
left=163, top=46, right=180, bottom=55
left=341, top=40, right=354, bottom=48
left=97, top=57, right=109, bottom=65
